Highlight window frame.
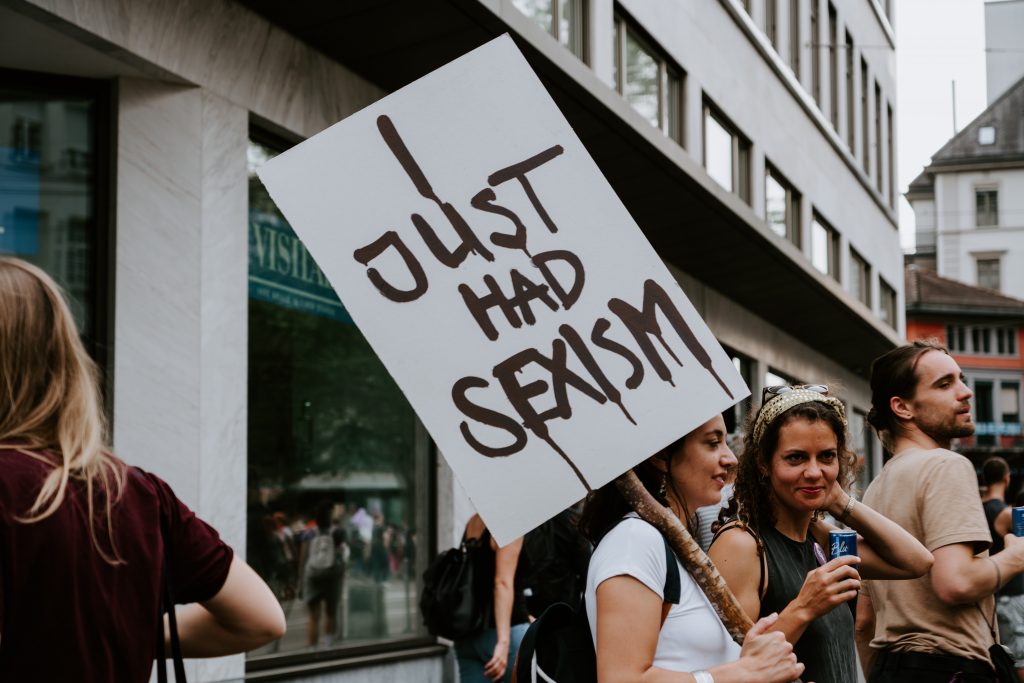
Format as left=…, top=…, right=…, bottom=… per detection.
left=845, top=31, right=855, bottom=150
left=613, top=11, right=685, bottom=147
left=849, top=247, right=871, bottom=307
left=789, top=0, right=801, bottom=76
left=0, top=67, right=114, bottom=395
left=810, top=210, right=840, bottom=281
left=702, top=98, right=751, bottom=204
left=976, top=188, right=999, bottom=227
left=512, top=0, right=589, bottom=63
left=244, top=124, right=440, bottom=675
left=860, top=57, right=869, bottom=174
left=764, top=162, right=802, bottom=248
left=879, top=277, right=897, bottom=329
left=977, top=257, right=1001, bottom=291
left=828, top=2, right=838, bottom=130
left=874, top=80, right=883, bottom=194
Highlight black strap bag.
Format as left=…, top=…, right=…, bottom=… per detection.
left=420, top=531, right=492, bottom=640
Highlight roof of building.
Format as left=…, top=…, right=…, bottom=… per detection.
left=906, top=264, right=1024, bottom=317
left=906, top=73, right=1024, bottom=199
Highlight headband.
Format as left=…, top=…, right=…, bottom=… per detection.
left=752, top=389, right=848, bottom=444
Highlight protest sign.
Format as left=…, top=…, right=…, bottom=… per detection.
left=257, top=35, right=749, bottom=545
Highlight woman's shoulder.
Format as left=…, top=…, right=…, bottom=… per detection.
left=709, top=522, right=761, bottom=555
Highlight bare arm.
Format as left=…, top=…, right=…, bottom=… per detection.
left=484, top=534, right=523, bottom=681
left=996, top=506, right=1012, bottom=539
left=815, top=490, right=933, bottom=580
left=594, top=576, right=802, bottom=683
left=932, top=534, right=1024, bottom=605
left=854, top=588, right=877, bottom=676
left=171, top=556, right=286, bottom=657
left=709, top=526, right=860, bottom=647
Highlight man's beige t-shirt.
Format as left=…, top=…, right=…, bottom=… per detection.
left=862, top=447, right=994, bottom=661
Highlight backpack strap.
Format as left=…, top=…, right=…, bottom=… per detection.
left=711, top=520, right=768, bottom=600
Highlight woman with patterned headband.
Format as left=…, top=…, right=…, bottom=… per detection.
left=708, top=385, right=933, bottom=683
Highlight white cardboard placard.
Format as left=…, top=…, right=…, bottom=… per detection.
left=257, top=35, right=749, bottom=546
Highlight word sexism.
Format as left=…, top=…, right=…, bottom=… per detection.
left=351, top=115, right=732, bottom=490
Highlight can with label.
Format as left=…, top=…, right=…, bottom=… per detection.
left=829, top=529, right=858, bottom=560
left=1013, top=507, right=1024, bottom=537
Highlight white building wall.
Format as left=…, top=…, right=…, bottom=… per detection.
left=936, top=168, right=1024, bottom=298
left=986, top=0, right=1024, bottom=104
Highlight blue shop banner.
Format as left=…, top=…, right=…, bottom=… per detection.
left=0, top=148, right=40, bottom=255
left=248, top=210, right=352, bottom=323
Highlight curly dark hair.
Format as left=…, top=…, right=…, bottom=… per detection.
left=724, top=400, right=857, bottom=535
left=578, top=434, right=698, bottom=545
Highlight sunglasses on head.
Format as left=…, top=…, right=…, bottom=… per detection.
left=760, top=384, right=830, bottom=404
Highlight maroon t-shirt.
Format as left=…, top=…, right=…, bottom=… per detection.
left=0, top=449, right=234, bottom=682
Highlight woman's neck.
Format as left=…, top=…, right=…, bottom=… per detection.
left=773, top=504, right=813, bottom=542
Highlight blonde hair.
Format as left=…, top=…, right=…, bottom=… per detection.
left=0, top=257, right=126, bottom=563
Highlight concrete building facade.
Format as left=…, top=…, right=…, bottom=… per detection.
left=0, top=0, right=900, bottom=680
left=986, top=0, right=1024, bottom=105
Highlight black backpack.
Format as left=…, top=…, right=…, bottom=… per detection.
left=514, top=518, right=680, bottom=683
left=420, top=531, right=492, bottom=640
left=521, top=508, right=592, bottom=615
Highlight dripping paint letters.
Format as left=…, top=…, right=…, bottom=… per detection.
left=256, top=35, right=748, bottom=545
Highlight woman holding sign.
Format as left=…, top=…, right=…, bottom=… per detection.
left=578, top=414, right=805, bottom=683
left=708, top=385, right=932, bottom=683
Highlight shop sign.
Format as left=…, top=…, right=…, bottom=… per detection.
left=256, top=36, right=748, bottom=544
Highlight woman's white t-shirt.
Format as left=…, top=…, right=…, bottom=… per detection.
left=585, top=514, right=741, bottom=672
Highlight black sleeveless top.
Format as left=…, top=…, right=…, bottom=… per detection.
left=759, top=526, right=856, bottom=683
left=475, top=529, right=530, bottom=628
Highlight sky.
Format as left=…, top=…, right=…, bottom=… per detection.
left=895, top=0, right=989, bottom=251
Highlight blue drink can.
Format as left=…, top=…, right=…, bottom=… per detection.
left=829, top=529, right=858, bottom=560
left=1013, top=507, right=1024, bottom=537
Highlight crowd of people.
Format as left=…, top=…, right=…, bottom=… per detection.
left=456, top=339, right=1024, bottom=683
left=4, top=251, right=1024, bottom=683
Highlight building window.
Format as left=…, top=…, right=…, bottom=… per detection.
left=977, top=257, right=1001, bottom=290
left=246, top=135, right=430, bottom=661
left=861, top=57, right=869, bottom=174
left=765, top=164, right=801, bottom=247
left=979, top=126, right=996, bottom=145
left=811, top=212, right=839, bottom=280
left=512, top=0, right=588, bottom=61
left=828, top=2, right=838, bottom=130
left=947, top=325, right=967, bottom=352
left=722, top=348, right=754, bottom=434
left=997, top=328, right=1017, bottom=356
left=887, top=103, right=895, bottom=209
left=614, top=15, right=685, bottom=145
left=1002, top=382, right=1020, bottom=423
left=703, top=101, right=751, bottom=203
left=874, top=81, right=883, bottom=193
left=972, top=327, right=993, bottom=354
left=810, top=0, right=820, bottom=104
left=976, top=189, right=999, bottom=227
left=845, top=31, right=854, bottom=150
left=879, top=277, right=897, bottom=329
left=789, top=0, right=801, bottom=75
left=976, top=380, right=995, bottom=445
left=0, top=71, right=107, bottom=359
left=765, top=0, right=779, bottom=49
left=849, top=248, right=870, bottom=307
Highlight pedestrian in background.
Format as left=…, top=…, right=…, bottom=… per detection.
left=858, top=341, right=1024, bottom=682
left=984, top=457, right=1024, bottom=682
left=0, top=257, right=286, bottom=681
left=709, top=384, right=932, bottom=683
left=454, top=513, right=528, bottom=683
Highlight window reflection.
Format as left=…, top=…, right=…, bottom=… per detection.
left=246, top=138, right=427, bottom=658
left=623, top=30, right=660, bottom=129
left=0, top=91, right=95, bottom=334
left=704, top=113, right=734, bottom=193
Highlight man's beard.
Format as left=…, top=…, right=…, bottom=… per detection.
left=921, top=411, right=975, bottom=441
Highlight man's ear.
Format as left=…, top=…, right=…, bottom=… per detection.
left=890, top=395, right=913, bottom=421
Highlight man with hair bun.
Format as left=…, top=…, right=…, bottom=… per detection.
left=858, top=340, right=1024, bottom=682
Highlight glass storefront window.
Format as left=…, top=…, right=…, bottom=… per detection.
left=0, top=76, right=101, bottom=343
left=246, top=137, right=430, bottom=659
